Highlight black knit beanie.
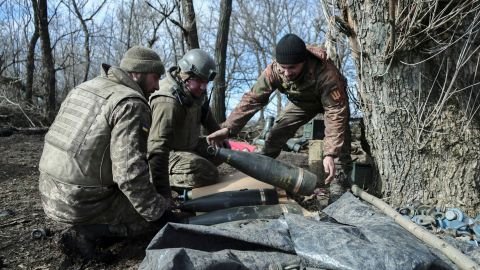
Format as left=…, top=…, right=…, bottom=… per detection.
left=275, top=34, right=307, bottom=64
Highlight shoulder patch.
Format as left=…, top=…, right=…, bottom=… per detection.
left=330, top=88, right=344, bottom=102
left=142, top=123, right=150, bottom=133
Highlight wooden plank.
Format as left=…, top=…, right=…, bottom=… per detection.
left=190, top=171, right=275, bottom=199
left=308, top=140, right=324, bottom=186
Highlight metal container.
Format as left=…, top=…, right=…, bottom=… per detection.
left=350, top=162, right=372, bottom=189
left=302, top=119, right=325, bottom=140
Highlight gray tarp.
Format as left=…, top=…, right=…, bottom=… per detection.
left=140, top=192, right=456, bottom=270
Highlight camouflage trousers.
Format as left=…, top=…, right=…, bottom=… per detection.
left=260, top=102, right=352, bottom=201
left=77, top=195, right=159, bottom=238
left=261, top=103, right=318, bottom=158
left=168, top=138, right=222, bottom=188
left=39, top=174, right=159, bottom=238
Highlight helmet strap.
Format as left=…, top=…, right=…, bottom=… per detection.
left=171, top=69, right=195, bottom=107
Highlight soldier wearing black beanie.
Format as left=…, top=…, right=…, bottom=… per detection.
left=208, top=33, right=351, bottom=205
left=275, top=33, right=307, bottom=64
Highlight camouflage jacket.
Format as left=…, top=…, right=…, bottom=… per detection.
left=148, top=67, right=220, bottom=190
left=39, top=64, right=166, bottom=224
left=222, top=47, right=349, bottom=156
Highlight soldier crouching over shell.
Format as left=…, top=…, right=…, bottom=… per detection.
left=207, top=34, right=352, bottom=204
left=38, top=46, right=176, bottom=261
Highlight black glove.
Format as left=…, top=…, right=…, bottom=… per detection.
left=152, top=210, right=181, bottom=228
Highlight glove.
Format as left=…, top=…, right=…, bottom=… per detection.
left=152, top=210, right=181, bottom=228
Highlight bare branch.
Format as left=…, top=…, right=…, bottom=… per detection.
left=85, top=0, right=107, bottom=21
left=47, top=0, right=63, bottom=24
left=0, top=90, right=36, bottom=127
left=51, top=29, right=81, bottom=50
left=146, top=0, right=186, bottom=35
left=144, top=1, right=175, bottom=47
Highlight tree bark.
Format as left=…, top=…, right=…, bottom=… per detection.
left=37, top=0, right=56, bottom=122
left=26, top=0, right=40, bottom=104
left=337, top=0, right=480, bottom=214
left=181, top=0, right=199, bottom=50
left=212, top=0, right=232, bottom=123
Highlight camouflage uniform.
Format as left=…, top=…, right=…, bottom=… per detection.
left=222, top=47, right=351, bottom=191
left=148, top=67, right=221, bottom=189
left=39, top=64, right=167, bottom=236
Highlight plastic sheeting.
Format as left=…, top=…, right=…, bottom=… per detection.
left=140, top=192, right=457, bottom=270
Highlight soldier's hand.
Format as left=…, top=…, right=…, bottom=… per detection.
left=164, top=197, right=174, bottom=210
left=152, top=210, right=181, bottom=228
left=207, top=128, right=229, bottom=148
left=323, top=155, right=336, bottom=184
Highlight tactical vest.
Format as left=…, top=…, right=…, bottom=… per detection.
left=39, top=76, right=147, bottom=187
left=149, top=74, right=202, bottom=151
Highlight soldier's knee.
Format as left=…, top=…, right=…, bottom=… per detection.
left=170, top=158, right=219, bottom=188
left=194, top=160, right=219, bottom=186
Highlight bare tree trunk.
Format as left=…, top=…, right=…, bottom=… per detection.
left=175, top=0, right=186, bottom=55
left=126, top=0, right=135, bottom=49
left=71, top=0, right=91, bottom=82
left=212, top=0, right=232, bottom=123
left=37, top=0, right=56, bottom=122
left=26, top=0, right=40, bottom=104
left=165, top=21, right=179, bottom=65
left=70, top=0, right=106, bottom=81
left=181, top=0, right=199, bottom=49
left=338, top=0, right=480, bottom=214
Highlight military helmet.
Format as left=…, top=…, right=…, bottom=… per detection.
left=178, top=49, right=217, bottom=81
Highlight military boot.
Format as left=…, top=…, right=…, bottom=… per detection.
left=58, top=224, right=127, bottom=262
left=327, top=168, right=351, bottom=204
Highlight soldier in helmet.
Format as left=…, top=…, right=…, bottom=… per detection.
left=38, top=46, right=175, bottom=260
left=148, top=48, right=223, bottom=194
left=207, top=34, right=351, bottom=203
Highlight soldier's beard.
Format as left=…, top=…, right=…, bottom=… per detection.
left=286, top=74, right=297, bottom=81
left=136, top=74, right=152, bottom=98
left=286, top=72, right=303, bottom=81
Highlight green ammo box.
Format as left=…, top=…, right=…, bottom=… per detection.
left=303, top=119, right=325, bottom=140
left=350, top=162, right=373, bottom=189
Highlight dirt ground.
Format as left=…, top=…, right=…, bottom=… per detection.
left=0, top=133, right=144, bottom=270
left=0, top=130, right=321, bottom=269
